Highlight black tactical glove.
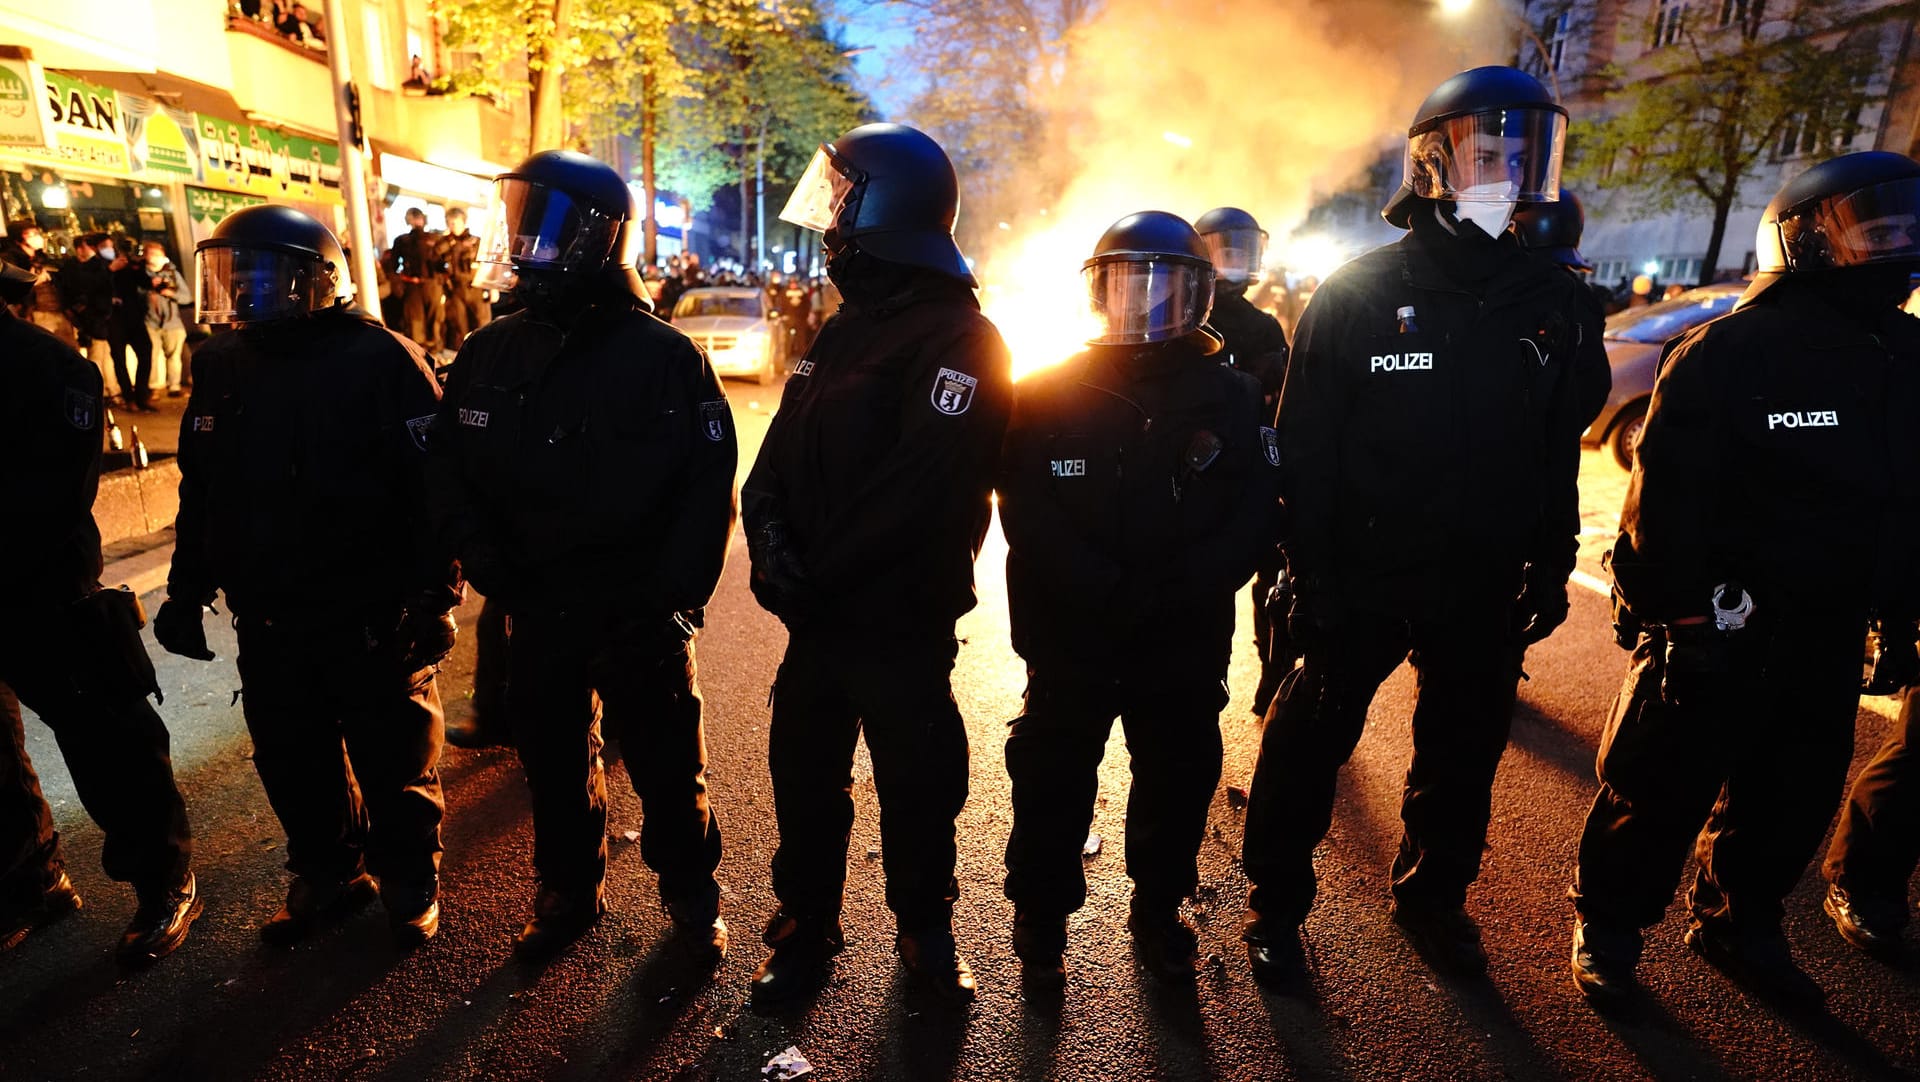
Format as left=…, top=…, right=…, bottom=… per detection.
left=1513, top=575, right=1571, bottom=647
left=1264, top=572, right=1299, bottom=668
left=1659, top=622, right=1733, bottom=708
left=153, top=596, right=215, bottom=662
left=399, top=607, right=458, bottom=671
left=458, top=549, right=518, bottom=608
left=1286, top=580, right=1336, bottom=656
left=1863, top=620, right=1920, bottom=696
left=747, top=520, right=816, bottom=621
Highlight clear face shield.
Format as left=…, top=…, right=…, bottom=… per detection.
left=1405, top=108, right=1566, bottom=234
left=474, top=177, right=619, bottom=291
left=1083, top=258, right=1215, bottom=346
left=778, top=145, right=860, bottom=233
left=1202, top=226, right=1267, bottom=286
left=1778, top=176, right=1920, bottom=271
left=194, top=246, right=339, bottom=325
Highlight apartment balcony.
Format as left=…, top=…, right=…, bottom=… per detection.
left=223, top=13, right=334, bottom=135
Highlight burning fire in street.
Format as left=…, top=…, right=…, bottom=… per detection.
left=953, top=0, right=1493, bottom=381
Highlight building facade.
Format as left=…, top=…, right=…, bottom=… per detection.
left=1516, top=0, right=1920, bottom=286
left=0, top=0, right=525, bottom=289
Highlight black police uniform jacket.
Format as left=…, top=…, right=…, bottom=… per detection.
left=171, top=310, right=455, bottom=617
left=998, top=339, right=1284, bottom=673
left=741, top=276, right=1012, bottom=631
left=426, top=296, right=738, bottom=615
left=0, top=307, right=104, bottom=609
left=1208, top=287, right=1291, bottom=412
left=1278, top=218, right=1587, bottom=622
left=1610, top=284, right=1920, bottom=624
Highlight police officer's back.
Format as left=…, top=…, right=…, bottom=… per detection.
left=742, top=123, right=1011, bottom=1007
left=427, top=150, right=737, bottom=961
left=0, top=263, right=198, bottom=964
left=155, top=205, right=457, bottom=949
left=997, top=211, right=1282, bottom=988
left=1569, top=152, right=1920, bottom=1006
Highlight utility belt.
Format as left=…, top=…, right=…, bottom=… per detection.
left=66, top=585, right=162, bottom=704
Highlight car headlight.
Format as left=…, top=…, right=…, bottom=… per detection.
left=732, top=331, right=766, bottom=354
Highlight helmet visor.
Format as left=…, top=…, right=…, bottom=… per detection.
left=1083, top=258, right=1214, bottom=346
left=1784, top=176, right=1920, bottom=270
left=1202, top=226, right=1267, bottom=284
left=1405, top=108, right=1566, bottom=204
left=195, top=246, right=331, bottom=324
left=778, top=146, right=859, bottom=233
left=477, top=177, right=620, bottom=274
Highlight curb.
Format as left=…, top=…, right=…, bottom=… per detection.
left=104, top=541, right=174, bottom=600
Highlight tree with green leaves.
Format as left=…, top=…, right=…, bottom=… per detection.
left=1568, top=0, right=1894, bottom=285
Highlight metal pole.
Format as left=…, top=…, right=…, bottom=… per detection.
left=755, top=119, right=767, bottom=275
left=321, top=0, right=380, bottom=318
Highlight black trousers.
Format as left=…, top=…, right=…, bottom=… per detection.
left=400, top=280, right=443, bottom=351
left=1250, top=562, right=1279, bottom=663
left=235, top=615, right=445, bottom=887
left=1573, top=625, right=1860, bottom=932
left=1825, top=685, right=1920, bottom=912
left=442, top=286, right=490, bottom=349
left=768, top=627, right=967, bottom=931
left=108, top=316, right=153, bottom=405
left=506, top=608, right=721, bottom=909
left=1242, top=612, right=1520, bottom=925
left=0, top=614, right=190, bottom=905
left=1004, top=664, right=1226, bottom=916
left=468, top=597, right=511, bottom=739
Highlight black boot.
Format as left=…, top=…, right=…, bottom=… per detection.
left=750, top=910, right=844, bottom=1007
left=1243, top=916, right=1307, bottom=988
left=382, top=875, right=441, bottom=949
left=1129, top=902, right=1200, bottom=983
left=1685, top=917, right=1823, bottom=1004
left=1570, top=919, right=1641, bottom=1005
left=1391, top=902, right=1488, bottom=977
left=1823, top=882, right=1905, bottom=957
left=0, top=869, right=83, bottom=952
left=119, top=872, right=201, bottom=965
left=898, top=927, right=978, bottom=1004
left=261, top=872, right=378, bottom=946
left=665, top=893, right=729, bottom=967
left=512, top=885, right=606, bottom=958
left=1012, top=911, right=1068, bottom=990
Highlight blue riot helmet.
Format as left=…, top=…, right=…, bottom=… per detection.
left=195, top=205, right=351, bottom=325
left=1083, top=211, right=1221, bottom=355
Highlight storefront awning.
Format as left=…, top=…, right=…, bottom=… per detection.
left=0, top=1, right=159, bottom=73
left=378, top=151, right=492, bottom=208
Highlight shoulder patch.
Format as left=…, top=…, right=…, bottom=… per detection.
left=700, top=400, right=730, bottom=442
left=791, top=357, right=814, bottom=378
left=65, top=386, right=98, bottom=431
left=931, top=367, right=978, bottom=416
left=1260, top=426, right=1280, bottom=467
left=405, top=414, right=435, bottom=452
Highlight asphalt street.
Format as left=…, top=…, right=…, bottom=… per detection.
left=3, top=373, right=1918, bottom=1082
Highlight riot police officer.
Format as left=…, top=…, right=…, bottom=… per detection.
left=440, top=206, right=490, bottom=349
left=1194, top=206, right=1293, bottom=714
left=426, top=151, right=736, bottom=961
left=998, top=212, right=1282, bottom=988
left=1823, top=658, right=1919, bottom=956
left=156, top=206, right=458, bottom=948
left=1569, top=152, right=1920, bottom=1004
left=0, top=263, right=197, bottom=965
left=743, top=122, right=1012, bottom=1005
left=1239, top=67, right=1588, bottom=984
left=1511, top=190, right=1613, bottom=426
left=387, top=207, right=444, bottom=351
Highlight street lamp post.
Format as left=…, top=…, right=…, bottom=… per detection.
left=320, top=0, right=381, bottom=319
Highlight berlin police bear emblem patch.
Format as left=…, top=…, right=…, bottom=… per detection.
left=700, top=400, right=729, bottom=442
left=931, top=367, right=977, bottom=416
left=65, top=387, right=97, bottom=431
left=1260, top=426, right=1280, bottom=467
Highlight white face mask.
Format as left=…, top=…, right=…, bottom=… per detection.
left=97, top=245, right=117, bottom=261
left=1449, top=181, right=1517, bottom=239
left=24, top=233, right=45, bottom=251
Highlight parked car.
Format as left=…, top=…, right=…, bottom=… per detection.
left=1584, top=281, right=1746, bottom=469
left=672, top=286, right=786, bottom=385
